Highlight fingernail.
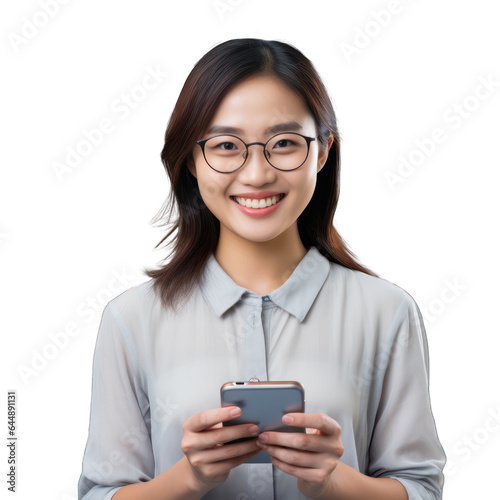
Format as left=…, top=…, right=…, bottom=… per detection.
left=283, top=415, right=293, bottom=424
left=258, top=433, right=268, bottom=442
left=230, top=407, right=241, bottom=417
left=249, top=425, right=259, bottom=434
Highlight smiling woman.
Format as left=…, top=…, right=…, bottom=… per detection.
left=78, top=38, right=446, bottom=500
left=145, top=39, right=377, bottom=310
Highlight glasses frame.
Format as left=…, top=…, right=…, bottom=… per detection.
left=196, top=132, right=317, bottom=173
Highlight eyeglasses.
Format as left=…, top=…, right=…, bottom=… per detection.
left=196, top=132, right=317, bottom=173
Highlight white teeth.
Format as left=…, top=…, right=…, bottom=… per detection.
left=234, top=194, right=284, bottom=208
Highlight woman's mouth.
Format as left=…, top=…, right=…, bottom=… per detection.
left=230, top=193, right=286, bottom=209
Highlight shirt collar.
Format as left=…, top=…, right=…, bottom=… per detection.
left=199, top=246, right=330, bottom=323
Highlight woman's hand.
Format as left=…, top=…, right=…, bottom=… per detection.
left=255, top=412, right=344, bottom=499
left=181, top=406, right=261, bottom=494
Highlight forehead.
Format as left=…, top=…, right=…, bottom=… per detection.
left=208, top=75, right=315, bottom=136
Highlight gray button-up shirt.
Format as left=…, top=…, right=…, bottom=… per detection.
left=78, top=246, right=445, bottom=500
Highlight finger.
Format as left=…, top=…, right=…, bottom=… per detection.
left=184, top=444, right=262, bottom=487
left=227, top=447, right=263, bottom=468
left=257, top=441, right=329, bottom=469
left=203, top=437, right=261, bottom=463
left=282, top=413, right=341, bottom=436
left=270, top=455, right=330, bottom=484
left=184, top=406, right=242, bottom=433
left=201, top=423, right=260, bottom=449
left=257, top=431, right=328, bottom=453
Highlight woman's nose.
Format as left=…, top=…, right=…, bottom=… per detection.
left=238, top=145, right=276, bottom=183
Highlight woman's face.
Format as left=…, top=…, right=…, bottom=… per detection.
left=188, top=74, right=331, bottom=246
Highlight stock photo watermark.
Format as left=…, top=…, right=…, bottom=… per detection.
left=420, top=277, right=467, bottom=325
left=269, top=105, right=296, bottom=128
left=445, top=404, right=500, bottom=477
left=7, top=0, right=72, bottom=54
left=350, top=304, right=411, bottom=395
left=221, top=253, right=321, bottom=353
left=85, top=395, right=178, bottom=484
left=17, top=267, right=137, bottom=385
left=384, top=73, right=499, bottom=191
left=339, top=0, right=416, bottom=64
left=6, top=391, right=17, bottom=493
left=85, top=422, right=152, bottom=484
left=213, top=0, right=245, bottom=21
left=223, top=307, right=261, bottom=354
left=51, top=64, right=169, bottom=182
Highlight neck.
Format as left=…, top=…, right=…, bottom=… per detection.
left=214, top=224, right=308, bottom=295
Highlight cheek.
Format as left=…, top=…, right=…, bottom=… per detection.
left=291, top=170, right=317, bottom=199
left=288, top=172, right=318, bottom=215
left=197, top=172, right=230, bottom=208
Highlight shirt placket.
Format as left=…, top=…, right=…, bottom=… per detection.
left=244, top=296, right=268, bottom=381
left=243, top=296, right=274, bottom=500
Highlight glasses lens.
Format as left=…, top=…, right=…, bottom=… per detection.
left=204, top=135, right=247, bottom=172
left=265, top=133, right=309, bottom=170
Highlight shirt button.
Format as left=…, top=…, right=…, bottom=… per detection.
left=263, top=295, right=270, bottom=302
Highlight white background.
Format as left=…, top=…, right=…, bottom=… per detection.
left=1, top=0, right=499, bottom=498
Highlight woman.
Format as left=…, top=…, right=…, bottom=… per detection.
left=78, top=38, right=446, bottom=500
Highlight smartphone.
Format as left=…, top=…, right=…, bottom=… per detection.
left=220, top=380, right=305, bottom=463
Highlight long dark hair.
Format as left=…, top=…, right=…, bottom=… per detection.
left=144, top=38, right=377, bottom=315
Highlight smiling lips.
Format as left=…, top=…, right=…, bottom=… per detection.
left=231, top=193, right=286, bottom=208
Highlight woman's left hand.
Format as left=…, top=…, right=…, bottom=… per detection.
left=256, top=413, right=344, bottom=499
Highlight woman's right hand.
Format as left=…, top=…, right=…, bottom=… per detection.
left=181, top=406, right=262, bottom=493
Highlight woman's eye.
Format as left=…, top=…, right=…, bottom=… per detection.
left=275, top=139, right=293, bottom=148
left=219, top=142, right=236, bottom=150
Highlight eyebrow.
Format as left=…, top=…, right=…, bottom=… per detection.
left=206, top=121, right=304, bottom=136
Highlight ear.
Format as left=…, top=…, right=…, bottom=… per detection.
left=187, top=156, right=197, bottom=179
left=317, top=133, right=334, bottom=174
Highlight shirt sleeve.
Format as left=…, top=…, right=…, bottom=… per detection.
left=78, top=302, right=155, bottom=500
left=367, top=294, right=446, bottom=500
